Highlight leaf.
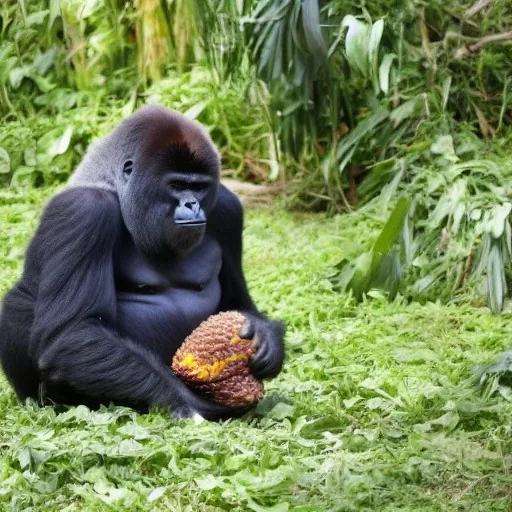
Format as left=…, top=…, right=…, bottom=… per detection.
left=389, top=96, right=424, bottom=126
left=18, top=0, right=28, bottom=25
left=488, top=203, right=512, bottom=239
left=195, top=474, right=224, bottom=490
left=33, top=48, right=57, bottom=75
left=27, top=9, right=49, bottom=27
left=487, top=241, right=506, bottom=313
left=338, top=145, right=357, bottom=175
left=345, top=252, right=373, bottom=299
left=341, top=15, right=370, bottom=76
left=257, top=23, right=281, bottom=78
left=343, top=395, right=362, bottom=409
left=431, top=411, right=459, bottom=430
left=117, top=439, right=143, bottom=455
left=117, top=422, right=151, bottom=440
left=379, top=53, right=396, bottom=94
left=267, top=402, right=295, bottom=420
left=369, top=19, right=384, bottom=94
left=371, top=197, right=409, bottom=273
left=31, top=73, right=56, bottom=93
left=184, top=100, right=210, bottom=120
left=479, top=349, right=512, bottom=385
left=412, top=275, right=435, bottom=294
left=38, top=126, right=73, bottom=162
left=9, top=66, right=31, bottom=89
left=360, top=377, right=382, bottom=390
left=370, top=247, right=402, bottom=299
left=392, top=348, right=439, bottom=363
left=336, top=107, right=388, bottom=159
left=301, top=0, right=328, bottom=71
left=234, top=468, right=291, bottom=491
left=0, top=147, right=10, bottom=174
left=442, top=75, right=452, bottom=111
left=430, top=135, right=458, bottom=162
left=247, top=498, right=290, bottom=512
left=48, top=0, right=61, bottom=30
left=367, top=397, right=385, bottom=410
left=18, top=448, right=31, bottom=470
left=147, top=487, right=166, bottom=503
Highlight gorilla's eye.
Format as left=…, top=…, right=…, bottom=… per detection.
left=123, top=160, right=133, bottom=176
left=170, top=181, right=205, bottom=192
left=171, top=182, right=188, bottom=191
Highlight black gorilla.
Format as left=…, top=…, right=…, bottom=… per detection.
left=0, top=105, right=285, bottom=420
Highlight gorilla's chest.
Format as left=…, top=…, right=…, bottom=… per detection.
left=114, top=234, right=223, bottom=360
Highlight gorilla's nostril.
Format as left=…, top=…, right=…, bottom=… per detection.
left=185, top=201, right=195, bottom=210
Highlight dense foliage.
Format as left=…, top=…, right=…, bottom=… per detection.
left=1, top=0, right=512, bottom=309
left=1, top=3, right=512, bottom=509
left=1, top=188, right=512, bottom=510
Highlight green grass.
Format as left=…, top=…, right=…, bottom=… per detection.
left=1, top=188, right=512, bottom=511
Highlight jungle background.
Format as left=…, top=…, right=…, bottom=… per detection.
left=1, top=0, right=512, bottom=510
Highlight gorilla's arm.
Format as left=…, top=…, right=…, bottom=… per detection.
left=208, top=185, right=285, bottom=379
left=29, top=187, right=235, bottom=419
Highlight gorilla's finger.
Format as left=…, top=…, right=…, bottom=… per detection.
left=239, top=319, right=255, bottom=339
left=249, top=349, right=269, bottom=377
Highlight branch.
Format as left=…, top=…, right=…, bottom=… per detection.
left=465, top=0, right=495, bottom=18
left=453, top=31, right=512, bottom=59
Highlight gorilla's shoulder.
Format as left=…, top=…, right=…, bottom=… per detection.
left=37, top=186, right=122, bottom=241
left=44, top=187, right=120, bottom=219
left=214, top=184, right=243, bottom=220
left=207, top=184, right=244, bottom=245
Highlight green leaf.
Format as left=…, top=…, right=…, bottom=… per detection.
left=0, top=147, right=10, bottom=174
left=18, top=0, right=28, bottom=25
left=489, top=203, right=511, bottom=239
left=18, top=448, right=31, bottom=469
left=257, top=23, right=281, bottom=78
left=247, top=498, right=290, bottom=512
left=430, top=135, right=458, bottom=162
left=371, top=197, right=409, bottom=272
left=33, top=48, right=57, bottom=75
left=389, top=96, right=424, bottom=126
left=48, top=0, right=61, bottom=30
left=195, top=474, right=223, bottom=491
left=371, top=247, right=402, bottom=299
left=369, top=19, right=384, bottom=94
left=184, top=100, right=210, bottom=120
left=9, top=66, right=31, bottom=89
left=341, top=15, right=370, bottom=76
left=338, top=145, right=357, bottom=175
left=147, top=487, right=166, bottom=503
left=442, top=75, right=452, bottom=111
left=393, top=348, right=439, bottom=363
left=379, top=53, right=396, bottom=94
left=301, top=0, right=328, bottom=71
left=336, top=107, right=388, bottom=160
left=487, top=241, right=506, bottom=313
left=268, top=402, right=295, bottom=420
left=37, top=126, right=73, bottom=162
left=479, top=349, right=512, bottom=385
left=346, top=252, right=373, bottom=298
left=431, top=411, right=459, bottom=431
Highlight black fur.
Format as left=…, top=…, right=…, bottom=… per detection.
left=0, top=106, right=285, bottom=420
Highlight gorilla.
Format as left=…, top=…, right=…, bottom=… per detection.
left=0, top=105, right=285, bottom=420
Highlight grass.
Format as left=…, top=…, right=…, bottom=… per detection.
left=1, top=188, right=512, bottom=511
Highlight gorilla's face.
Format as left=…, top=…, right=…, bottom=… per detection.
left=117, top=113, right=220, bottom=257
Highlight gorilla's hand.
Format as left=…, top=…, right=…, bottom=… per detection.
left=240, top=312, right=285, bottom=380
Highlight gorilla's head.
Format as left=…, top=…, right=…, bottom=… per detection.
left=70, top=105, right=220, bottom=257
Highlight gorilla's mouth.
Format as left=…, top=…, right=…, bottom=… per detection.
left=174, top=219, right=206, bottom=227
